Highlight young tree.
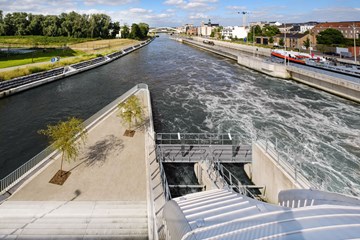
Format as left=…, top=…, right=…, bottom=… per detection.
left=304, top=37, right=310, bottom=49
left=279, top=38, right=284, bottom=46
left=117, top=95, right=144, bottom=137
left=269, top=36, right=274, bottom=44
left=39, top=117, right=87, bottom=181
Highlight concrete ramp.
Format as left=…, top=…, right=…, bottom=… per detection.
left=0, top=201, right=148, bottom=239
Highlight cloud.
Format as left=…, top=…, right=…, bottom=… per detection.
left=83, top=0, right=137, bottom=6
left=163, top=0, right=216, bottom=11
left=189, top=13, right=208, bottom=19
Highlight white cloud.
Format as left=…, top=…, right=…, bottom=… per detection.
left=83, top=0, right=137, bottom=6
left=189, top=13, right=208, bottom=19
left=163, top=0, right=216, bottom=11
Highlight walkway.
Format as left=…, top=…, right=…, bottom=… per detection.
left=10, top=91, right=148, bottom=201
left=0, top=88, right=150, bottom=239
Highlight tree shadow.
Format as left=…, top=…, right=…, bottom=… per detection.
left=133, top=117, right=151, bottom=132
left=84, top=135, right=124, bottom=167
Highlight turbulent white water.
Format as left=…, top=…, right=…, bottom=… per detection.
left=151, top=40, right=360, bottom=196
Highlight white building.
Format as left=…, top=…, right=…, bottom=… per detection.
left=221, top=26, right=248, bottom=40
left=299, top=24, right=316, bottom=33
left=198, top=19, right=219, bottom=37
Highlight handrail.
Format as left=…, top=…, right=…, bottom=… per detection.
left=255, top=136, right=318, bottom=190
left=0, top=84, right=148, bottom=195
left=156, top=132, right=245, bottom=145
left=158, top=159, right=172, bottom=201
left=215, top=162, right=257, bottom=199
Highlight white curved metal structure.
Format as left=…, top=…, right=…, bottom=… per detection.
left=149, top=27, right=180, bottom=33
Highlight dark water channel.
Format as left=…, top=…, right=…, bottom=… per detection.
left=0, top=35, right=359, bottom=196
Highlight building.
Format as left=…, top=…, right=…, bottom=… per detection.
left=273, top=33, right=309, bottom=49
left=221, top=26, right=248, bottom=40
left=310, top=21, right=360, bottom=44
left=198, top=19, right=219, bottom=37
left=291, top=22, right=318, bottom=33
left=186, top=26, right=198, bottom=36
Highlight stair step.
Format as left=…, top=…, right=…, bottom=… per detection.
left=0, top=217, right=147, bottom=224
left=0, top=222, right=148, bottom=230
left=0, top=235, right=148, bottom=240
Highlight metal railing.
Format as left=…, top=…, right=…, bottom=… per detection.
left=0, top=84, right=148, bottom=195
left=255, top=136, right=318, bottom=190
left=156, top=132, right=243, bottom=145
left=158, top=159, right=172, bottom=201
left=214, top=161, right=257, bottom=199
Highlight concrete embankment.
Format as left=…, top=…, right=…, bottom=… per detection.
left=176, top=37, right=360, bottom=103
left=0, top=38, right=154, bottom=99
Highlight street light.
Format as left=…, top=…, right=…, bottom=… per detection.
left=353, top=23, right=357, bottom=64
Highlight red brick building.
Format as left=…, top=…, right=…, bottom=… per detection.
left=310, top=22, right=360, bottom=45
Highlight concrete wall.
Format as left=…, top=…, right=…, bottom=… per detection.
left=238, top=55, right=291, bottom=79
left=192, top=36, right=271, bottom=57
left=288, top=66, right=360, bottom=103
left=249, top=143, right=303, bottom=204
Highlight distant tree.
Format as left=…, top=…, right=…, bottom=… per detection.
left=121, top=25, right=130, bottom=38
left=0, top=10, right=4, bottom=36
left=117, top=95, right=144, bottom=136
left=210, top=30, right=215, bottom=38
left=38, top=117, right=87, bottom=180
left=138, top=22, right=149, bottom=38
left=110, top=21, right=120, bottom=38
left=317, top=28, right=345, bottom=45
left=304, top=37, right=310, bottom=49
left=130, top=23, right=143, bottom=40
left=27, top=14, right=44, bottom=35
left=262, top=25, right=280, bottom=37
left=247, top=25, right=262, bottom=42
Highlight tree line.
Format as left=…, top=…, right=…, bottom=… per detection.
left=0, top=10, right=149, bottom=39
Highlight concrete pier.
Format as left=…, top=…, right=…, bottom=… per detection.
left=0, top=84, right=159, bottom=239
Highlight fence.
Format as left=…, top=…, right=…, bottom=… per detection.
left=0, top=84, right=148, bottom=195
left=255, top=135, right=319, bottom=190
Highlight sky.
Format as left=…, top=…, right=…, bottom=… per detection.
left=0, top=0, right=359, bottom=27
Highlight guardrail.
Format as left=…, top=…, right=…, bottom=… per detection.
left=156, top=132, right=243, bottom=145
left=255, top=136, right=318, bottom=190
left=214, top=161, right=257, bottom=199
left=158, top=158, right=172, bottom=201
left=0, top=83, right=148, bottom=195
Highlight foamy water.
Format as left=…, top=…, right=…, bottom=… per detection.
left=150, top=39, right=360, bottom=196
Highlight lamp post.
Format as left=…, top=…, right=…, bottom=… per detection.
left=353, top=23, right=357, bottom=64
left=284, top=22, right=287, bottom=66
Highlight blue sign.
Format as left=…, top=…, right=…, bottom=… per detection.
left=244, top=37, right=247, bottom=42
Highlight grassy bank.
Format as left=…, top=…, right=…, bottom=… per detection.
left=0, top=38, right=140, bottom=81
left=0, top=36, right=95, bottom=48
left=0, top=54, right=100, bottom=80
left=0, top=48, right=83, bottom=68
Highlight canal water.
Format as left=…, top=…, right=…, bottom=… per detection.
left=0, top=35, right=359, bottom=196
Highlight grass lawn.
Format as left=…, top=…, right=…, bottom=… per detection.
left=0, top=36, right=95, bottom=48
left=0, top=48, right=83, bottom=68
left=0, top=37, right=141, bottom=80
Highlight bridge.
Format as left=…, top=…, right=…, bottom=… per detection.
left=149, top=27, right=180, bottom=33
left=155, top=133, right=252, bottom=163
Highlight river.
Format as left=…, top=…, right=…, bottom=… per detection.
left=0, top=35, right=359, bottom=196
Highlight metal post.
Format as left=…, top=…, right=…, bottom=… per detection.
left=284, top=23, right=287, bottom=66
left=354, top=23, right=357, bottom=64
